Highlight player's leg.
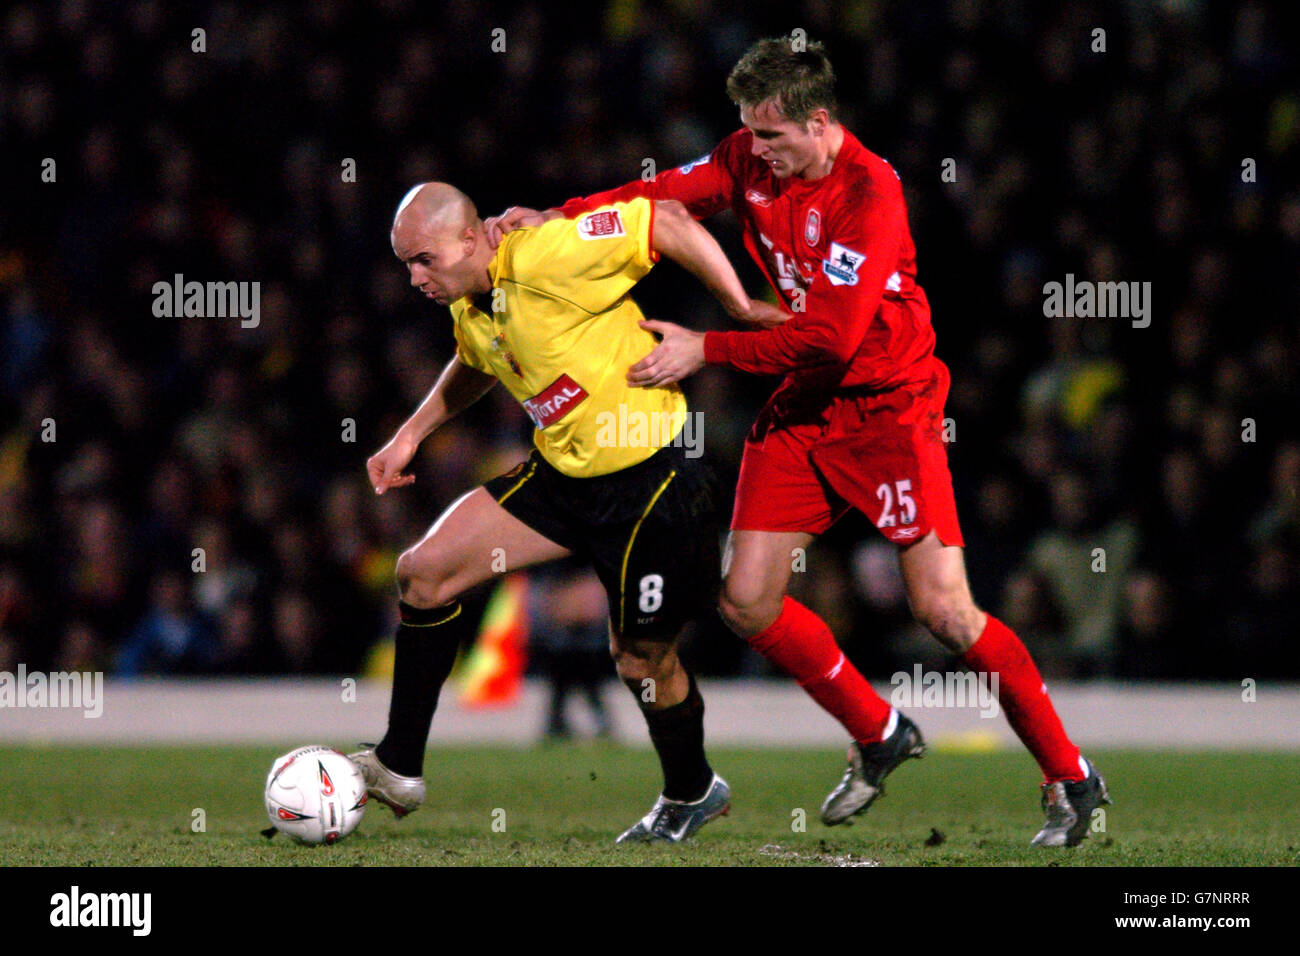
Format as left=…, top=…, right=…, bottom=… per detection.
left=609, top=628, right=710, bottom=799
left=718, top=419, right=897, bottom=748
left=591, top=450, right=729, bottom=842
left=355, top=481, right=571, bottom=814
left=721, top=528, right=893, bottom=743
left=720, top=528, right=922, bottom=824
left=609, top=628, right=730, bottom=843
left=897, top=530, right=1110, bottom=845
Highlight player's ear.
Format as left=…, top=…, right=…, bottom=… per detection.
left=808, top=108, right=830, bottom=137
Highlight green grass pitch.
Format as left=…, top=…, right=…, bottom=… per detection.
left=0, top=745, right=1294, bottom=866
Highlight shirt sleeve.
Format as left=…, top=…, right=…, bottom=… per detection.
left=556, top=130, right=745, bottom=221
left=515, top=197, right=657, bottom=314
left=702, top=172, right=907, bottom=374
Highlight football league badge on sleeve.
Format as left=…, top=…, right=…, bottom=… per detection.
left=577, top=210, right=626, bottom=239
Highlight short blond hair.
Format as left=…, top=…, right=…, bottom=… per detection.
left=726, top=37, right=839, bottom=123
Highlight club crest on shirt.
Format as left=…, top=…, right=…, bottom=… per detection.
left=823, top=241, right=865, bottom=286
left=805, top=209, right=821, bottom=246
left=577, top=210, right=625, bottom=239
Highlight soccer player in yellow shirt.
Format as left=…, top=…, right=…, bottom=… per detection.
left=350, top=182, right=782, bottom=842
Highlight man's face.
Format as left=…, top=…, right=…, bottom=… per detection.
left=740, top=99, right=821, bottom=179
left=391, top=221, right=474, bottom=305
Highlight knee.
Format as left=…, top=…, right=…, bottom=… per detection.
left=610, top=638, right=674, bottom=687
left=395, top=545, right=458, bottom=609
left=717, top=578, right=783, bottom=637
left=911, top=590, right=985, bottom=652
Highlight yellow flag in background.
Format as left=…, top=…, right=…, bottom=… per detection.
left=456, top=573, right=529, bottom=707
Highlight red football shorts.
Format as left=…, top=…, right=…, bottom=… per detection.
left=730, top=356, right=964, bottom=548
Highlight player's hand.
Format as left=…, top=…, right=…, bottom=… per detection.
left=627, top=319, right=706, bottom=387
left=367, top=430, right=420, bottom=494
left=739, top=298, right=791, bottom=329
left=484, top=207, right=558, bottom=248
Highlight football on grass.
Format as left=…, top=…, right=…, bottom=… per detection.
left=264, top=745, right=367, bottom=845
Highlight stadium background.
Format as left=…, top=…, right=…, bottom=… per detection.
left=1, top=0, right=1297, bottom=700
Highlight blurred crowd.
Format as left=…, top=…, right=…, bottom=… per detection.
left=1, top=0, right=1296, bottom=683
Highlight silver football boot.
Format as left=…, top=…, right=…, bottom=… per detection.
left=1031, top=757, right=1112, bottom=847
left=348, top=745, right=426, bottom=818
left=820, top=712, right=926, bottom=825
left=616, top=774, right=731, bottom=844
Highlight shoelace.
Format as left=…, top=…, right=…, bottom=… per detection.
left=650, top=804, right=679, bottom=837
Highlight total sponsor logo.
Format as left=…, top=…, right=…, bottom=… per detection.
left=521, top=373, right=588, bottom=429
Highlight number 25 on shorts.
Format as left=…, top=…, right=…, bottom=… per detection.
left=875, top=479, right=916, bottom=528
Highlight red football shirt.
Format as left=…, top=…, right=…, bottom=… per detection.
left=558, top=127, right=937, bottom=394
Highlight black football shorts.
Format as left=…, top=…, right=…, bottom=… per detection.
left=484, top=442, right=721, bottom=640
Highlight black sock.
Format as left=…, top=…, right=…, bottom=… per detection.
left=375, top=601, right=467, bottom=777
left=641, top=673, right=713, bottom=801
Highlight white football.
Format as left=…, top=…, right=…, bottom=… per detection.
left=265, top=745, right=367, bottom=845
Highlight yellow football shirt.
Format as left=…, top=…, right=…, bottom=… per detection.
left=450, top=198, right=689, bottom=478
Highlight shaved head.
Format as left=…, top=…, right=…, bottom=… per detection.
left=392, top=181, right=478, bottom=240
left=391, top=182, right=493, bottom=305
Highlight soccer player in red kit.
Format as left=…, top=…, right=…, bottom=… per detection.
left=488, top=37, right=1110, bottom=847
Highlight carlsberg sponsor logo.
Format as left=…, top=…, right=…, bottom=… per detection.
left=50, top=886, right=151, bottom=936
left=152, top=273, right=260, bottom=328
left=0, top=665, right=103, bottom=718
left=890, top=665, right=999, bottom=718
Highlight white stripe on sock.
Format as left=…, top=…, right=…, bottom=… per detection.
left=825, top=653, right=846, bottom=680
left=881, top=708, right=899, bottom=740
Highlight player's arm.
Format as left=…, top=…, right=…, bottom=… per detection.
left=555, top=142, right=735, bottom=219
left=701, top=179, right=907, bottom=375
left=367, top=356, right=497, bottom=494
left=629, top=178, right=906, bottom=387
left=496, top=197, right=786, bottom=329
left=651, top=199, right=785, bottom=326
left=485, top=131, right=747, bottom=244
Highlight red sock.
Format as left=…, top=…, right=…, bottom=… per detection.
left=961, top=615, right=1083, bottom=782
left=747, top=597, right=892, bottom=744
